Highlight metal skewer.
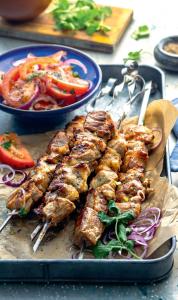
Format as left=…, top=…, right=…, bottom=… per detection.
left=33, top=222, right=50, bottom=253
left=30, top=223, right=43, bottom=241
left=0, top=209, right=17, bottom=233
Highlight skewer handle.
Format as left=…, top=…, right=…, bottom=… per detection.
left=138, top=81, right=152, bottom=126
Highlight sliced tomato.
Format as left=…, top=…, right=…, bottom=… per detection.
left=48, top=73, right=89, bottom=96
left=0, top=133, right=35, bottom=169
left=19, top=57, right=56, bottom=80
left=46, top=79, right=76, bottom=105
left=1, top=65, right=39, bottom=108
left=0, top=71, right=4, bottom=95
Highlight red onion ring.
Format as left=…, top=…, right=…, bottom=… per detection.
left=0, top=164, right=15, bottom=184
left=2, top=170, right=27, bottom=187
left=150, top=128, right=162, bottom=150
left=63, top=59, right=87, bottom=74
left=128, top=233, right=147, bottom=246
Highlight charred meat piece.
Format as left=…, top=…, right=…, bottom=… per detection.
left=96, top=148, right=122, bottom=172
left=122, top=124, right=154, bottom=145
left=46, top=130, right=70, bottom=164
left=90, top=170, right=118, bottom=189
left=116, top=202, right=141, bottom=217
left=84, top=111, right=115, bottom=140
left=53, top=163, right=90, bottom=193
left=43, top=197, right=76, bottom=225
left=74, top=207, right=104, bottom=246
left=107, top=133, right=127, bottom=158
left=7, top=181, right=43, bottom=211
left=66, top=115, right=85, bottom=147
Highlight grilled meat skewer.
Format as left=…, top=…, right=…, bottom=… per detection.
left=74, top=124, right=154, bottom=247
left=32, top=111, right=116, bottom=251
left=4, top=116, right=86, bottom=219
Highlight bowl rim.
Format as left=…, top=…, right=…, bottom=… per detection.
left=157, top=35, right=178, bottom=58
left=0, top=43, right=102, bottom=114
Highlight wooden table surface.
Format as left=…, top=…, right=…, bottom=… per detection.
left=0, top=0, right=178, bottom=299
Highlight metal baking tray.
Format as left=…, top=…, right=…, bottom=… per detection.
left=0, top=64, right=176, bottom=282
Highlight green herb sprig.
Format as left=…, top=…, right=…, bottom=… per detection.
left=52, top=0, right=112, bottom=36
left=93, top=200, right=140, bottom=259
left=123, top=50, right=142, bottom=64
left=131, top=25, right=150, bottom=40
left=1, top=141, right=12, bottom=150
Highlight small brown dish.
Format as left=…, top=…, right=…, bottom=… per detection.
left=154, top=36, right=178, bottom=72
left=0, top=0, right=52, bottom=22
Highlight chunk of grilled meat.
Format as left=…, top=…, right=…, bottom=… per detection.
left=7, top=119, right=84, bottom=213
left=40, top=111, right=116, bottom=227
left=122, top=124, right=154, bottom=145
left=116, top=202, right=141, bottom=217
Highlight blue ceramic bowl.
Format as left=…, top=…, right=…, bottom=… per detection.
left=0, top=44, right=102, bottom=119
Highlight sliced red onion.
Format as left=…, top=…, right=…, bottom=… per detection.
left=3, top=170, right=27, bottom=187
left=138, top=207, right=161, bottom=223
left=128, top=233, right=147, bottom=246
left=0, top=164, right=15, bottom=184
left=63, top=59, right=87, bottom=74
left=18, top=84, right=40, bottom=110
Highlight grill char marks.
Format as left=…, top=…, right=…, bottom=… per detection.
left=41, top=112, right=116, bottom=226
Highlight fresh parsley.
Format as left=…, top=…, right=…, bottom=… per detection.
left=1, top=141, right=12, bottom=150
left=123, top=50, right=142, bottom=64
left=93, top=200, right=140, bottom=259
left=52, top=0, right=112, bottom=36
left=131, top=25, right=150, bottom=40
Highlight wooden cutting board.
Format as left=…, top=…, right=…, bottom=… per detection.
left=0, top=6, right=133, bottom=53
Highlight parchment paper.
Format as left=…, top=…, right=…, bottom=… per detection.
left=0, top=99, right=178, bottom=259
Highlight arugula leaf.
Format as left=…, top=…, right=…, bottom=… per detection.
left=1, top=141, right=12, bottom=150
left=52, top=0, right=112, bottom=36
left=131, top=25, right=150, bottom=40
left=123, top=50, right=142, bottom=64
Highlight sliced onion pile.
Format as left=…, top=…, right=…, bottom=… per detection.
left=128, top=207, right=161, bottom=258
left=0, top=164, right=27, bottom=187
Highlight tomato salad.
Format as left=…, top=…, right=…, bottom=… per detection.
left=0, top=51, right=90, bottom=111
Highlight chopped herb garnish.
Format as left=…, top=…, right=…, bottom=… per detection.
left=52, top=0, right=112, bottom=36
left=1, top=141, right=12, bottom=150
left=123, top=50, right=142, bottom=64
left=19, top=208, right=28, bottom=217
left=131, top=25, right=150, bottom=40
left=26, top=71, right=46, bottom=81
left=92, top=200, right=140, bottom=259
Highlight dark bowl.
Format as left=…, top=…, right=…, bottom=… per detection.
left=0, top=0, right=52, bottom=21
left=0, top=44, right=102, bottom=120
left=154, top=36, right=178, bottom=72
